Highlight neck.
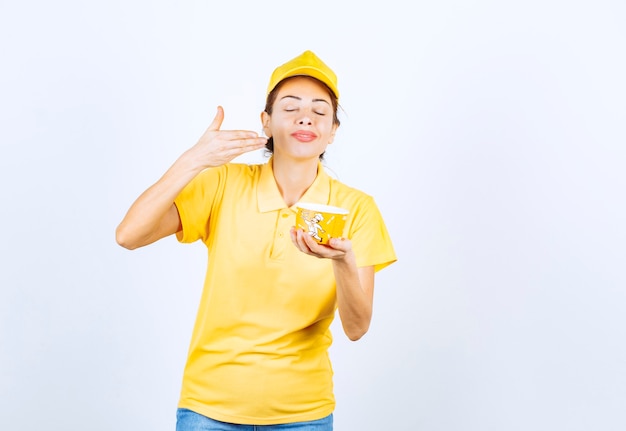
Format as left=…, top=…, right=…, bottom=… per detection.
left=271, top=156, right=319, bottom=207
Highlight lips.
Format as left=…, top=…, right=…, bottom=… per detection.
left=291, top=130, right=317, bottom=142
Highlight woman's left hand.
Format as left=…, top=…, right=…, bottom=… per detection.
left=290, top=227, right=352, bottom=260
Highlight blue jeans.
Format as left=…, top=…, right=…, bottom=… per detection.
left=176, top=408, right=333, bottom=431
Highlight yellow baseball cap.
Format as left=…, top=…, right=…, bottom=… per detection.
left=267, top=50, right=339, bottom=99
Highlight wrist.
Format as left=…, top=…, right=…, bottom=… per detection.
left=174, top=150, right=208, bottom=177
left=332, top=249, right=356, bottom=265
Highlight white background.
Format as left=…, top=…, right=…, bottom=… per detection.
left=1, top=1, right=625, bottom=430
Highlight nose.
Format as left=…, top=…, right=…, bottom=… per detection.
left=297, top=114, right=312, bottom=126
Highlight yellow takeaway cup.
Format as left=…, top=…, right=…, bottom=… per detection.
left=295, top=203, right=349, bottom=245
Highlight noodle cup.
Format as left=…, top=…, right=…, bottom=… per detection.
left=295, top=203, right=349, bottom=245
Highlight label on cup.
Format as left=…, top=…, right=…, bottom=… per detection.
left=295, top=203, right=349, bottom=244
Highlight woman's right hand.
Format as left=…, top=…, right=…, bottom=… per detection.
left=182, top=106, right=267, bottom=169
left=116, top=106, right=267, bottom=250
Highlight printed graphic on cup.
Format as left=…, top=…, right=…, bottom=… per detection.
left=295, top=203, right=349, bottom=244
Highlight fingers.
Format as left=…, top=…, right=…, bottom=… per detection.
left=218, top=130, right=265, bottom=143
left=290, top=227, right=311, bottom=252
left=239, top=137, right=268, bottom=153
left=328, top=237, right=350, bottom=252
left=187, top=106, right=268, bottom=169
left=290, top=227, right=313, bottom=253
left=206, top=106, right=225, bottom=132
left=205, top=106, right=265, bottom=144
left=218, top=137, right=267, bottom=161
left=290, top=227, right=350, bottom=259
left=219, top=134, right=267, bottom=159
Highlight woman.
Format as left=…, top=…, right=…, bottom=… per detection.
left=116, top=50, right=396, bottom=430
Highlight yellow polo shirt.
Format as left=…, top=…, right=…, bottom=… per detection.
left=174, top=160, right=396, bottom=425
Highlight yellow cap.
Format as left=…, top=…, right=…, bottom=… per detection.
left=266, top=50, right=339, bottom=99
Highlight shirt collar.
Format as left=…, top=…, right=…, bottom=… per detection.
left=257, top=158, right=331, bottom=213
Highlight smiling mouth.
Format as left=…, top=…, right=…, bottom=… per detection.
left=292, top=131, right=317, bottom=142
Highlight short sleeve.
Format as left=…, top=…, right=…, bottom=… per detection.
left=348, top=195, right=397, bottom=272
left=174, top=166, right=226, bottom=244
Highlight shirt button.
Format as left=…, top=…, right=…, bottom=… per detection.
left=282, top=213, right=289, bottom=218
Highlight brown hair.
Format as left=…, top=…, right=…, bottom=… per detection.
left=263, top=76, right=340, bottom=160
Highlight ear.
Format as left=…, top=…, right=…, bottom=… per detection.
left=328, top=124, right=339, bottom=145
left=260, top=111, right=272, bottom=137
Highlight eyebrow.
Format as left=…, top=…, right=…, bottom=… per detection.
left=279, top=95, right=331, bottom=105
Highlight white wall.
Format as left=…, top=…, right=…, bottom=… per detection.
left=1, top=1, right=625, bottom=430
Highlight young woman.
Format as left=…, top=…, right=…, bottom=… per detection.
left=116, top=50, right=396, bottom=430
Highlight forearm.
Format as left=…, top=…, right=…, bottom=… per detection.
left=115, top=151, right=202, bottom=249
left=333, top=252, right=374, bottom=341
